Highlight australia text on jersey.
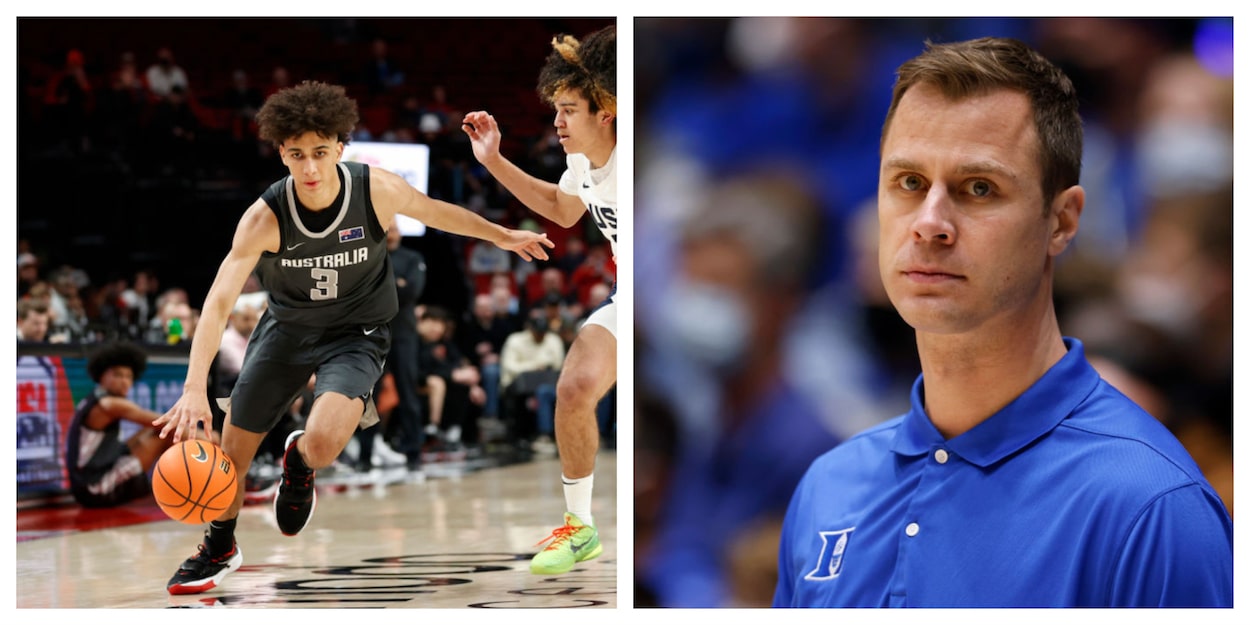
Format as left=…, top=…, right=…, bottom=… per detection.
left=280, top=246, right=370, bottom=269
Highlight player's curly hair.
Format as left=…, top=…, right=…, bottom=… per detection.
left=87, top=341, right=148, bottom=383
left=256, top=80, right=359, bottom=147
left=537, top=25, right=616, bottom=117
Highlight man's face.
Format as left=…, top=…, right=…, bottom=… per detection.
left=18, top=311, right=49, bottom=341
left=473, top=295, right=493, bottom=321
left=542, top=268, right=563, bottom=292
left=877, top=84, right=1063, bottom=336
left=279, top=132, right=344, bottom=206
left=100, top=365, right=134, bottom=397
left=490, top=287, right=511, bottom=313
left=418, top=318, right=446, bottom=342
left=552, top=88, right=608, bottom=155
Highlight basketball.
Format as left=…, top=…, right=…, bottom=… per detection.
left=152, top=440, right=238, bottom=525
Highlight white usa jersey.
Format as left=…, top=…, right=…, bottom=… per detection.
left=558, top=147, right=618, bottom=257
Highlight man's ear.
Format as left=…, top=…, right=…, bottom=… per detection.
left=1048, top=185, right=1084, bottom=257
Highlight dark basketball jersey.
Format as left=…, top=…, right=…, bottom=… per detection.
left=64, top=389, right=128, bottom=493
left=256, top=161, right=397, bottom=328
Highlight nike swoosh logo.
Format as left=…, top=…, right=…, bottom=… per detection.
left=192, top=443, right=208, bottom=462
left=582, top=182, right=590, bottom=189
left=286, top=242, right=306, bottom=251
left=363, top=327, right=378, bottom=335
left=570, top=538, right=591, bottom=554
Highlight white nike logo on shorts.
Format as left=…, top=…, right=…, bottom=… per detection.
left=363, top=327, right=378, bottom=335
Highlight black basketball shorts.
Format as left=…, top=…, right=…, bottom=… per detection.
left=226, top=311, right=391, bottom=434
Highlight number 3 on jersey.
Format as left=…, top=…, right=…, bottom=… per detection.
left=310, top=268, right=339, bottom=300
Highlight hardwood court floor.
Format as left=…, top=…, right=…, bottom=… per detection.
left=15, top=451, right=617, bottom=609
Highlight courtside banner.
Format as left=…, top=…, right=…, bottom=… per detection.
left=16, top=345, right=192, bottom=496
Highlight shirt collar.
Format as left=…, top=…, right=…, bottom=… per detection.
left=891, top=338, right=1101, bottom=467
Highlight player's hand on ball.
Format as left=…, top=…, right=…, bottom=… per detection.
left=154, top=393, right=213, bottom=444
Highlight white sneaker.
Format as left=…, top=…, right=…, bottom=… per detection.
left=531, top=435, right=557, bottom=456
left=372, top=436, right=408, bottom=467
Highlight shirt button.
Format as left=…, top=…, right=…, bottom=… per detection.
left=935, top=449, right=949, bottom=464
left=906, top=523, right=920, bottom=537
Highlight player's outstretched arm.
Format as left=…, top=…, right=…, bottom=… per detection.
left=96, top=397, right=163, bottom=429
left=372, top=167, right=554, bottom=262
left=462, top=110, right=586, bottom=228
left=154, top=200, right=276, bottom=443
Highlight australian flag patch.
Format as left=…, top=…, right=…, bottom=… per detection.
left=339, top=226, right=364, bottom=243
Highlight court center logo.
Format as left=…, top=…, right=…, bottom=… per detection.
left=804, top=527, right=855, bottom=581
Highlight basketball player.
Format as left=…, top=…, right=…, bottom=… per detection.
left=65, top=342, right=188, bottom=508
left=154, top=80, right=552, bottom=595
left=462, top=24, right=616, bottom=575
left=772, top=37, right=1232, bottom=607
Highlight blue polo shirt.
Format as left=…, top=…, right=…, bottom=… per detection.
left=774, top=338, right=1232, bottom=607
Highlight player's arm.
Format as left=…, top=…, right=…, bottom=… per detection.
left=370, top=167, right=553, bottom=262
left=462, top=110, right=587, bottom=227
left=89, top=398, right=162, bottom=430
left=154, top=200, right=279, bottom=443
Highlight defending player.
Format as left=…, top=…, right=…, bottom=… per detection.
left=462, top=24, right=616, bottom=575
left=154, top=80, right=552, bottom=595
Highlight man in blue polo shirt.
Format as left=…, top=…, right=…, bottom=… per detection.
left=773, top=37, right=1232, bottom=608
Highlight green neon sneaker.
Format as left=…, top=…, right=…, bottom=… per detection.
left=530, top=512, right=603, bottom=574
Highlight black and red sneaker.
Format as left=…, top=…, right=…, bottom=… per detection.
left=167, top=540, right=242, bottom=595
left=274, top=429, right=316, bottom=536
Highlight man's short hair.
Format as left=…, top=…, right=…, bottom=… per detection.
left=17, top=299, right=48, bottom=321
left=420, top=306, right=453, bottom=324
left=881, top=37, right=1083, bottom=211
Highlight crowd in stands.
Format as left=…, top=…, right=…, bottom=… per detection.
left=17, top=18, right=617, bottom=486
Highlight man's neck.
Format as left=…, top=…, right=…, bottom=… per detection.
left=915, top=309, right=1068, bottom=439
left=583, top=136, right=616, bottom=170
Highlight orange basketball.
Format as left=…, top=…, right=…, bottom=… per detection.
left=152, top=440, right=238, bottom=525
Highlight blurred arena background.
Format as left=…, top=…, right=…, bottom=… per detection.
left=633, top=16, right=1233, bottom=608
left=18, top=17, right=615, bottom=326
